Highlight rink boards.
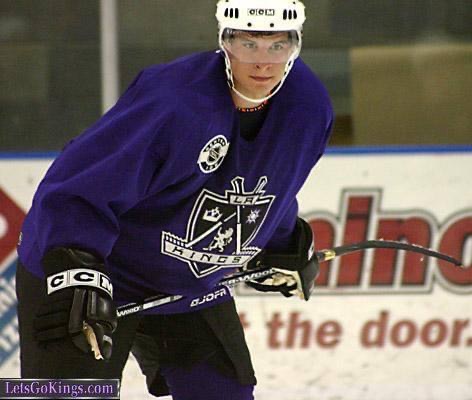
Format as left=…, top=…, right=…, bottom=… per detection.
left=0, top=149, right=471, bottom=400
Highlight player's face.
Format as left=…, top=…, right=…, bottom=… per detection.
left=223, top=31, right=298, bottom=102
left=229, top=56, right=287, bottom=100
left=225, top=32, right=296, bottom=101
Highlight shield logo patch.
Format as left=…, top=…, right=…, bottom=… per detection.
left=162, top=176, right=275, bottom=278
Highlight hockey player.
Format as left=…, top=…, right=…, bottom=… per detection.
left=15, top=0, right=333, bottom=399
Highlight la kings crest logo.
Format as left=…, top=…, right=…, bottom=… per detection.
left=162, top=176, right=275, bottom=278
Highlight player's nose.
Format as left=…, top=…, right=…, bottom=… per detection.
left=254, top=63, right=273, bottom=70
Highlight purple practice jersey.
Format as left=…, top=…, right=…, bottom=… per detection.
left=18, top=51, right=333, bottom=313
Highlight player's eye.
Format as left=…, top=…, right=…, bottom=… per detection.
left=270, top=42, right=287, bottom=51
left=242, top=41, right=257, bottom=49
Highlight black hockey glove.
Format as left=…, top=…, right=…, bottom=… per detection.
left=33, top=247, right=117, bottom=360
left=245, top=218, right=319, bottom=301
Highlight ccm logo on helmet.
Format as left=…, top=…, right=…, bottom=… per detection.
left=47, top=268, right=113, bottom=298
left=248, top=9, right=275, bottom=17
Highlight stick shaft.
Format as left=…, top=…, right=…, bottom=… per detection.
left=117, top=239, right=464, bottom=317
left=117, top=267, right=275, bottom=318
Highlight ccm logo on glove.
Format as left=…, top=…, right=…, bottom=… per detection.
left=47, top=268, right=113, bottom=298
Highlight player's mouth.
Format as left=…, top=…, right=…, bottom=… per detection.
left=250, top=76, right=273, bottom=83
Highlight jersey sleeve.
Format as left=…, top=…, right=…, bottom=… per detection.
left=264, top=198, right=299, bottom=252
left=265, top=110, right=334, bottom=254
left=312, top=114, right=333, bottom=165
left=32, top=70, right=170, bottom=262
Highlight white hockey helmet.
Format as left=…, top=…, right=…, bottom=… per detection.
left=216, top=0, right=306, bottom=104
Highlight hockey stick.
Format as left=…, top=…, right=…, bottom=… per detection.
left=117, top=267, right=275, bottom=317
left=314, top=239, right=463, bottom=266
left=116, top=239, right=464, bottom=318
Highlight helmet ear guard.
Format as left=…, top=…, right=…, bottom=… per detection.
left=215, top=0, right=306, bottom=104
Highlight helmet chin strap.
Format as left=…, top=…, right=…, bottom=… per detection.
left=219, top=34, right=302, bottom=105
